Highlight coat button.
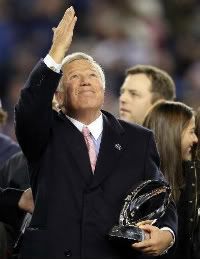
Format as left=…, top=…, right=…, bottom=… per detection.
left=64, top=249, right=72, bottom=257
left=189, top=218, right=194, bottom=222
left=192, top=183, right=195, bottom=187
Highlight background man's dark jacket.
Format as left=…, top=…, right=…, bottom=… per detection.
left=15, top=61, right=177, bottom=259
left=0, top=135, right=21, bottom=258
left=0, top=152, right=29, bottom=258
left=0, top=133, right=20, bottom=168
left=0, top=151, right=29, bottom=225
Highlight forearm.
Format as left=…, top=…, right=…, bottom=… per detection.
left=15, top=60, right=61, bottom=161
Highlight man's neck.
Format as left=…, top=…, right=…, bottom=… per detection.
left=66, top=109, right=101, bottom=125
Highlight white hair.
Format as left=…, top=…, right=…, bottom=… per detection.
left=57, top=52, right=106, bottom=91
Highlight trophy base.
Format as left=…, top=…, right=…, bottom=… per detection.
left=108, top=225, right=148, bottom=243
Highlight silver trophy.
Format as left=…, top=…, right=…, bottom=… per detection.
left=109, top=180, right=171, bottom=243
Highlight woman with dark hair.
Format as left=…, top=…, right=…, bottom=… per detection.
left=194, top=107, right=200, bottom=160
left=143, top=101, right=199, bottom=259
left=190, top=106, right=200, bottom=259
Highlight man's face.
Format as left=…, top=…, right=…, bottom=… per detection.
left=58, top=59, right=104, bottom=116
left=119, top=73, right=153, bottom=125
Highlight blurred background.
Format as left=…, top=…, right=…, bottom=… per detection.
left=0, top=0, right=200, bottom=140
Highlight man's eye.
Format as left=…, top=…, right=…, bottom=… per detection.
left=70, top=74, right=78, bottom=79
left=90, top=73, right=97, bottom=77
left=130, top=91, right=136, bottom=96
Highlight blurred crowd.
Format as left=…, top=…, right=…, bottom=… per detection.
left=0, top=0, right=200, bottom=140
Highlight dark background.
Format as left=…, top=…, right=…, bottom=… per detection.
left=0, top=0, right=200, bottom=140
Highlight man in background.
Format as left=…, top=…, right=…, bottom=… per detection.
left=0, top=100, right=20, bottom=167
left=119, top=65, right=176, bottom=125
left=0, top=101, right=21, bottom=259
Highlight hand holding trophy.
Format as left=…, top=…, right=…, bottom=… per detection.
left=109, top=180, right=171, bottom=243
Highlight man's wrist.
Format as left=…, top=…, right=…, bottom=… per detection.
left=48, top=45, right=65, bottom=64
left=44, top=54, right=62, bottom=73
left=160, top=227, right=175, bottom=242
left=160, top=228, right=175, bottom=255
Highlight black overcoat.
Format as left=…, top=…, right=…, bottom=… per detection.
left=15, top=61, right=177, bottom=259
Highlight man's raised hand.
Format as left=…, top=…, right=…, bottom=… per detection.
left=49, top=6, right=77, bottom=64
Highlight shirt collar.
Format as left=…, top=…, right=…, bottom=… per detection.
left=66, top=113, right=103, bottom=141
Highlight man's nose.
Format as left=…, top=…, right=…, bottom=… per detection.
left=80, top=75, right=90, bottom=85
left=193, top=133, right=198, bottom=144
left=119, top=92, right=127, bottom=103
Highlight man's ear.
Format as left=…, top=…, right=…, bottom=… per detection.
left=54, top=91, right=64, bottom=108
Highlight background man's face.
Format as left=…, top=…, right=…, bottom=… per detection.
left=119, top=73, right=153, bottom=125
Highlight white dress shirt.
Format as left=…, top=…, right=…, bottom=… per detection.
left=44, top=54, right=62, bottom=73
left=66, top=114, right=103, bottom=156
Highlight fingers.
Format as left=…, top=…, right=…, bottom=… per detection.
left=52, top=6, right=76, bottom=33
left=52, top=6, right=77, bottom=32
left=132, top=239, right=152, bottom=249
left=53, top=6, right=77, bottom=39
left=58, top=6, right=75, bottom=29
left=68, top=15, right=77, bottom=34
left=132, top=240, right=160, bottom=256
left=134, top=245, right=161, bottom=256
left=132, top=225, right=160, bottom=254
left=139, top=224, right=158, bottom=232
left=136, top=220, right=154, bottom=227
left=141, top=248, right=159, bottom=256
left=132, top=226, right=172, bottom=256
left=49, top=5, right=77, bottom=62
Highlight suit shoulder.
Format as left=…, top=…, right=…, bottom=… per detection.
left=118, top=119, right=153, bottom=137
left=101, top=110, right=153, bottom=141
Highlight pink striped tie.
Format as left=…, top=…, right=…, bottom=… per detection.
left=82, top=126, right=97, bottom=173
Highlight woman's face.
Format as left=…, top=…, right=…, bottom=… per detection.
left=181, top=116, right=198, bottom=161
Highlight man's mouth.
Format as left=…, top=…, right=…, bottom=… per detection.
left=79, top=89, right=95, bottom=94
left=120, top=108, right=130, bottom=113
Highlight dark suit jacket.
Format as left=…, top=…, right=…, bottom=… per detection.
left=0, top=133, right=20, bottom=168
left=0, top=151, right=29, bottom=226
left=15, top=61, right=177, bottom=259
left=0, top=151, right=29, bottom=258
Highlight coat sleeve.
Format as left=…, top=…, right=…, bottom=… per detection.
left=15, top=60, right=61, bottom=162
left=144, top=131, right=178, bottom=238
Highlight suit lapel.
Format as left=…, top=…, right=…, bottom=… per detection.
left=58, top=111, right=93, bottom=185
left=58, top=110, right=126, bottom=188
left=91, top=111, right=125, bottom=189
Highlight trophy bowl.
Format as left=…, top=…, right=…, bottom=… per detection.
left=108, top=179, right=171, bottom=243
